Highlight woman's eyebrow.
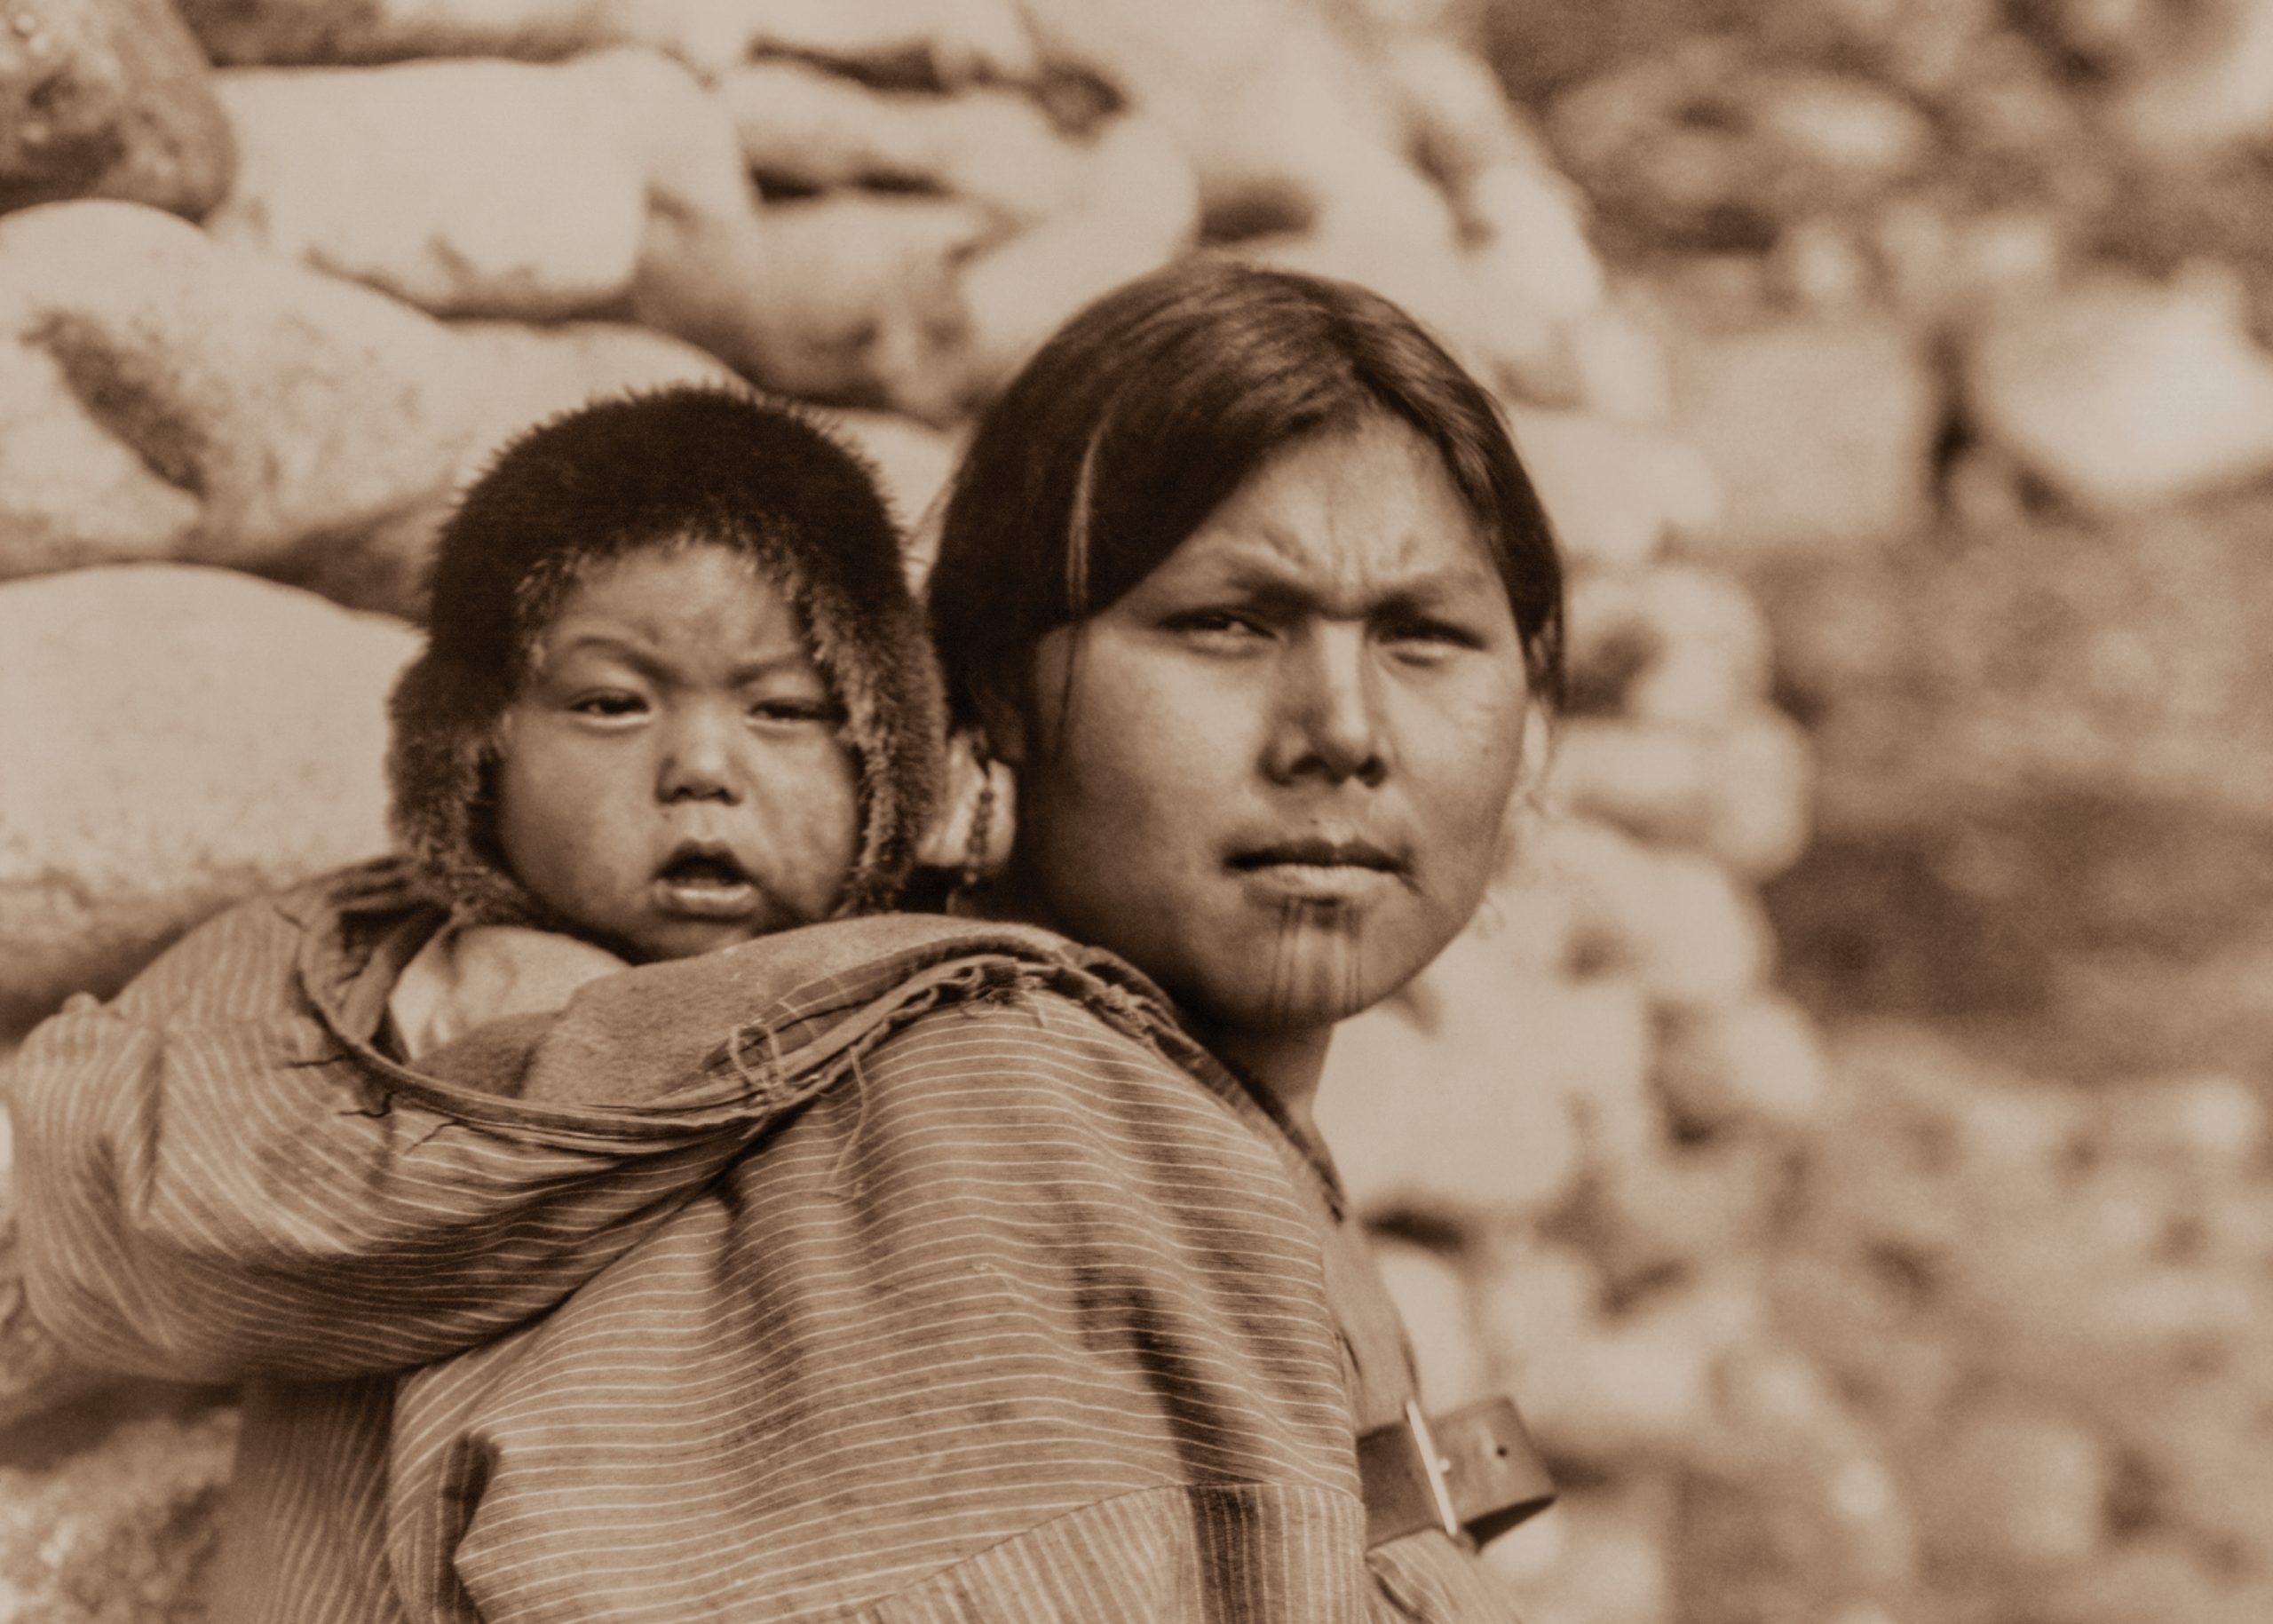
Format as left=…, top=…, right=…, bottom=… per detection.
left=1192, top=549, right=1495, bottom=608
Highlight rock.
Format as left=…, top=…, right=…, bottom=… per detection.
left=1588, top=1135, right=1787, bottom=1288
left=211, top=49, right=955, bottom=411
left=0, top=0, right=234, bottom=218
left=1544, top=709, right=1814, bottom=879
left=1961, top=268, right=2273, bottom=513
left=0, top=337, right=202, bottom=575
left=1664, top=312, right=1940, bottom=555
left=1655, top=993, right=1829, bottom=1135
left=1924, top=1401, right=2111, bottom=1570
left=1315, top=963, right=1602, bottom=1224
left=273, top=320, right=743, bottom=616
left=1567, top=298, right=1674, bottom=424
left=1372, top=1240, right=1491, bottom=1408
left=1524, top=818, right=1775, bottom=1010
left=953, top=112, right=1196, bottom=400
left=2045, top=1537, right=2273, bottom=1624
left=1020, top=0, right=1403, bottom=234
left=0, top=568, right=415, bottom=1036
left=675, top=190, right=986, bottom=419
left=822, top=409, right=959, bottom=570
left=1488, top=1484, right=1675, bottom=1624
left=1508, top=408, right=1721, bottom=570
left=2097, top=1072, right=2268, bottom=1174
left=2112, top=0, right=2273, bottom=155
left=0, top=199, right=468, bottom=580
left=1473, top=1237, right=1601, bottom=1389
left=177, top=0, right=1040, bottom=84
left=209, top=51, right=724, bottom=320
left=1564, top=564, right=1775, bottom=726
left=723, top=63, right=1083, bottom=224
left=1548, top=44, right=1935, bottom=250
left=1517, top=1287, right=1726, bottom=1465
left=0, top=1406, right=235, bottom=1622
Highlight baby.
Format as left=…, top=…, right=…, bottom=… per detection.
left=4, top=384, right=947, bottom=1616
left=380, top=384, right=946, bottom=1056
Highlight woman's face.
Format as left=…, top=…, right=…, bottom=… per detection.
left=1000, top=414, right=1532, bottom=1043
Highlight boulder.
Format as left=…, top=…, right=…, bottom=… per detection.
left=1564, top=564, right=1775, bottom=725
left=1548, top=43, right=1936, bottom=250
left=1315, top=920, right=1649, bottom=1222
left=210, top=50, right=962, bottom=411
left=0, top=0, right=234, bottom=218
left=1524, top=818, right=1776, bottom=1010
left=1487, top=1484, right=1675, bottom=1624
left=1508, top=408, right=1721, bottom=570
left=666, top=190, right=986, bottom=418
left=0, top=200, right=468, bottom=580
left=0, top=1406, right=235, bottom=1622
left=208, top=52, right=696, bottom=319
left=953, top=112, right=1196, bottom=400
left=1663, top=312, right=1941, bottom=555
left=272, top=320, right=743, bottom=616
left=1960, top=268, right=2273, bottom=513
left=1923, top=1400, right=2112, bottom=1571
left=0, top=567, right=416, bottom=1037
left=177, top=0, right=1040, bottom=83
left=1315, top=991, right=1588, bottom=1226
left=723, top=63, right=1085, bottom=224
left=2111, top=0, right=2273, bottom=156
left=1544, top=709, right=1814, bottom=879
left=823, top=409, right=959, bottom=564
left=1372, top=1240, right=1492, bottom=1410
left=1654, top=992, right=1830, bottom=1136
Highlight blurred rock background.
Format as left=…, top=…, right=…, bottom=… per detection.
left=0, top=0, right=2268, bottom=1620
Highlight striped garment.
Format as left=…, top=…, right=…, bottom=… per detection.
left=10, top=860, right=1528, bottom=1621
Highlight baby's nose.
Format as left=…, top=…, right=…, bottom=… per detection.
left=657, top=712, right=742, bottom=803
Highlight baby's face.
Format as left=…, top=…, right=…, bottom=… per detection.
left=491, top=539, right=859, bottom=961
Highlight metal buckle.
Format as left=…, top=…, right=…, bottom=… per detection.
left=1403, top=1399, right=1461, bottom=1539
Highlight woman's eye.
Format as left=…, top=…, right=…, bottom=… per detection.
left=1167, top=610, right=1268, bottom=643
left=1382, top=617, right=1483, bottom=654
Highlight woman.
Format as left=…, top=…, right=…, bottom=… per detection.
left=23, top=257, right=1565, bottom=1621
left=383, top=257, right=1566, bottom=1619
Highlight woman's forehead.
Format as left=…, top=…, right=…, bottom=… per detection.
left=1139, top=418, right=1501, bottom=601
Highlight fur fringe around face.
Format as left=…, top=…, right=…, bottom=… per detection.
left=385, top=385, right=948, bottom=942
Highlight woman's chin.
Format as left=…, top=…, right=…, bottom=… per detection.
left=1201, top=951, right=1419, bottom=1041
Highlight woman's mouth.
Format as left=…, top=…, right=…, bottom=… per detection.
left=653, top=847, right=756, bottom=917
left=1228, top=838, right=1404, bottom=904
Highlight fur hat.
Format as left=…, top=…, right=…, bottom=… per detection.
left=386, top=386, right=947, bottom=933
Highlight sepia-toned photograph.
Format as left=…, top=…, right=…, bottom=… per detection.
left=3, top=0, right=2269, bottom=1619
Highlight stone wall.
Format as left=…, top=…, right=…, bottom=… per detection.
left=0, top=1, right=2021, bottom=1620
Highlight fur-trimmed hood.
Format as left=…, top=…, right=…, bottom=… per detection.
left=386, top=386, right=947, bottom=939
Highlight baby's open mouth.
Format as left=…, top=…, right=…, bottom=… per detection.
left=659, top=851, right=749, bottom=888
left=653, top=847, right=757, bottom=919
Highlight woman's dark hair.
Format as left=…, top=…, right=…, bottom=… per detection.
left=928, top=256, right=1565, bottom=733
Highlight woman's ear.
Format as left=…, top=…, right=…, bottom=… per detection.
left=968, top=668, right=1030, bottom=769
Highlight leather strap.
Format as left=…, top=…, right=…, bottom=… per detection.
left=1358, top=1396, right=1556, bottom=1548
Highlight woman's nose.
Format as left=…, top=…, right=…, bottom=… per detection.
left=656, top=709, right=743, bottom=804
left=1266, top=625, right=1388, bottom=787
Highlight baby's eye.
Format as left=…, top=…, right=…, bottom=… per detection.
left=749, top=696, right=843, bottom=725
left=569, top=691, right=647, bottom=719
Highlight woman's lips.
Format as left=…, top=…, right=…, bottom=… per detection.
left=1228, top=838, right=1405, bottom=903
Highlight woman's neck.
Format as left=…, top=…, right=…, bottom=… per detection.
left=978, top=863, right=1334, bottom=1136
left=1184, top=1018, right=1332, bottom=1140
